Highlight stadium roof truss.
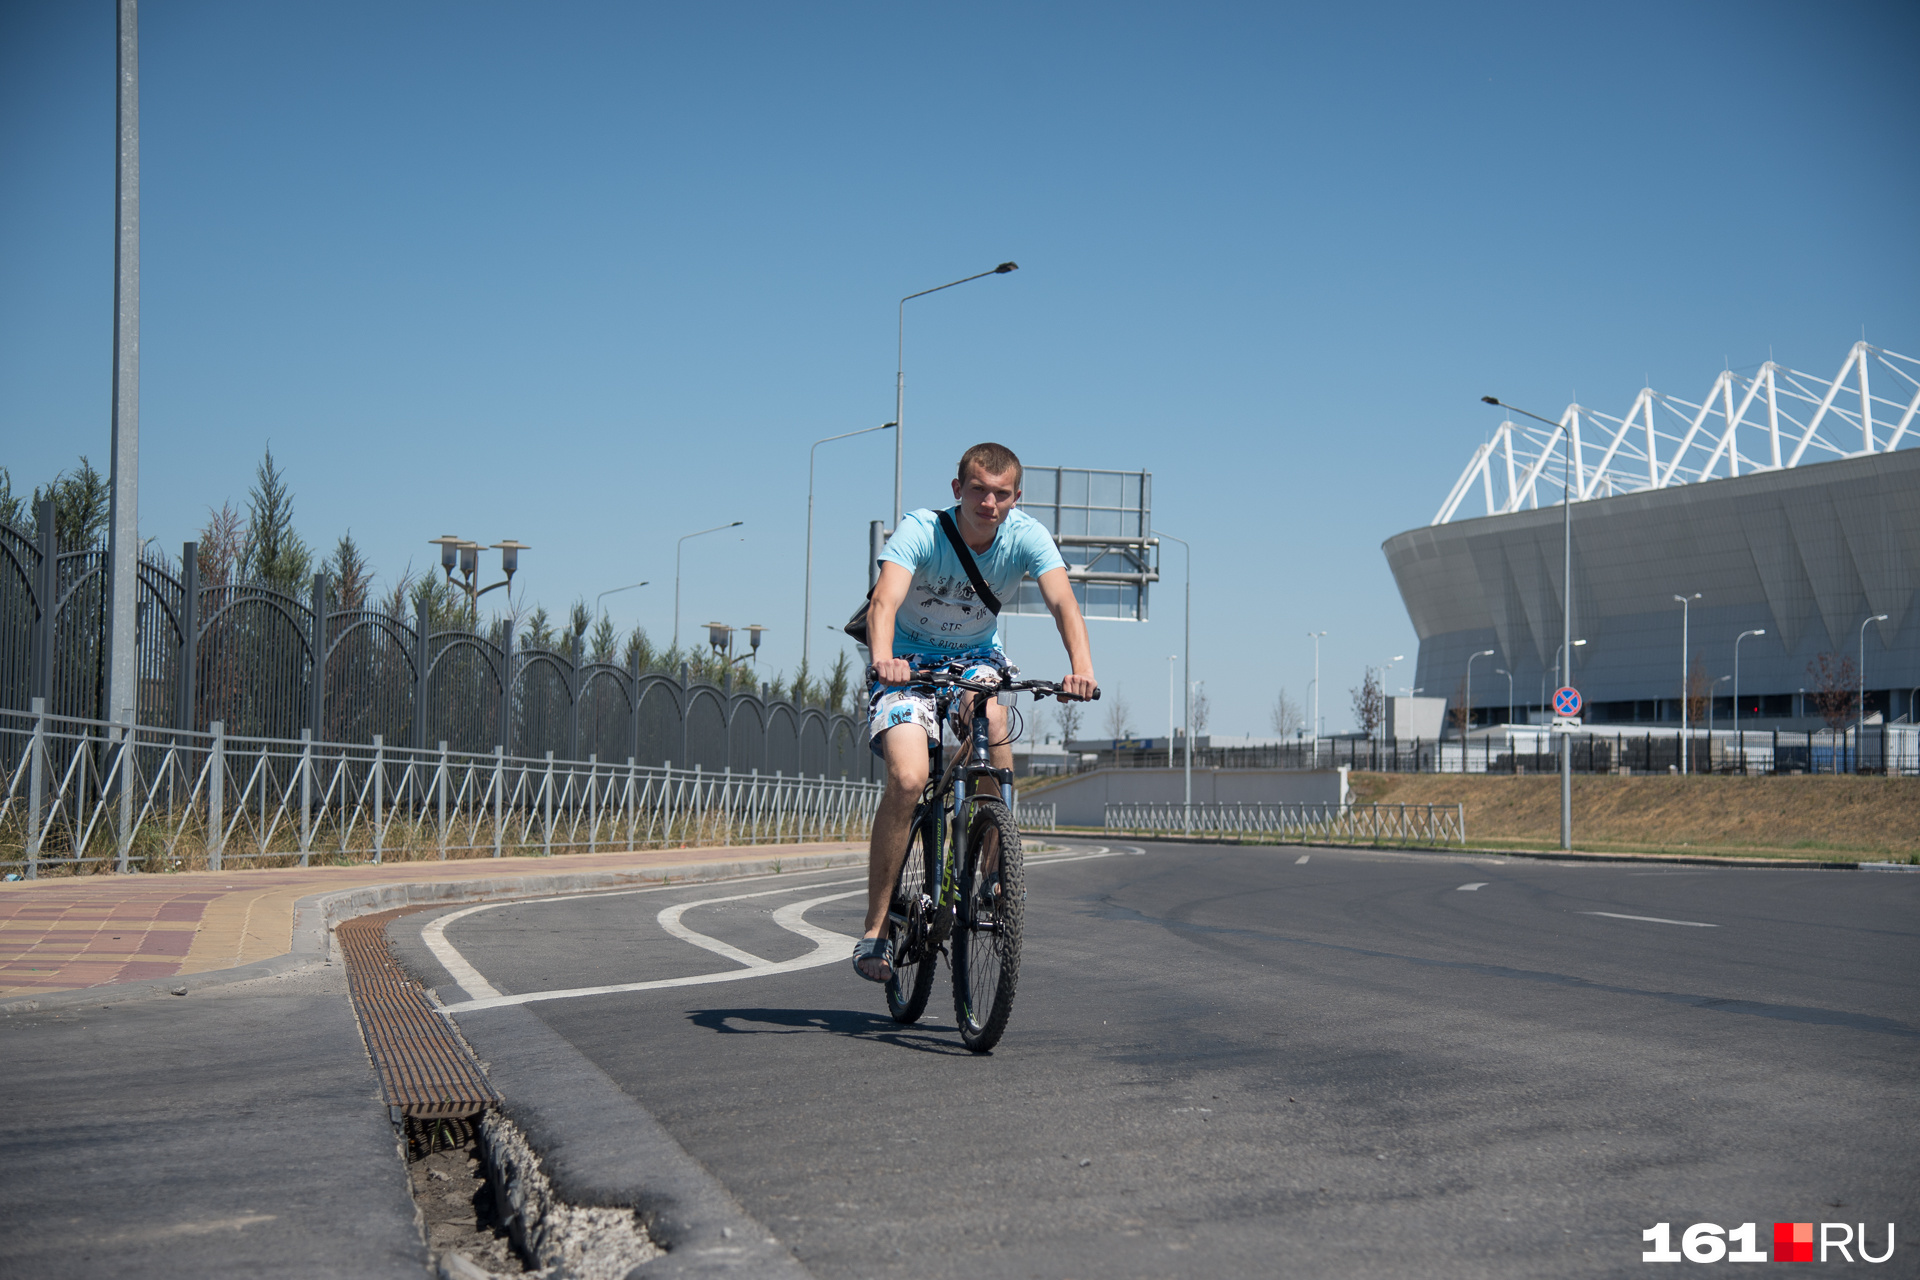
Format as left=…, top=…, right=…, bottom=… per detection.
left=1433, top=342, right=1920, bottom=525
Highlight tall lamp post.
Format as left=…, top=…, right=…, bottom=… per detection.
left=429, top=536, right=529, bottom=612
left=1859, top=613, right=1889, bottom=772
left=1153, top=529, right=1192, bottom=835
left=1733, top=628, right=1765, bottom=768
left=1465, top=649, right=1495, bottom=741
left=1484, top=395, right=1576, bottom=850
left=594, top=581, right=649, bottom=633
left=1673, top=593, right=1702, bottom=774
left=806, top=423, right=894, bottom=671
left=1307, top=630, right=1327, bottom=760
left=1494, top=667, right=1515, bottom=731
left=894, top=263, right=1018, bottom=530
left=675, top=522, right=743, bottom=651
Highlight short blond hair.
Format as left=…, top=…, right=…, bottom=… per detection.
left=957, top=442, right=1022, bottom=489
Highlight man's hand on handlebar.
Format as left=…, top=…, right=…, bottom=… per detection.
left=1058, top=672, right=1098, bottom=701
left=871, top=657, right=913, bottom=685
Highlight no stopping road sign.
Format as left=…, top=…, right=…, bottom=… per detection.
left=1553, top=686, right=1583, bottom=717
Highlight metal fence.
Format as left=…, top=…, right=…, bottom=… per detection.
left=1089, top=729, right=1920, bottom=777
left=1104, top=802, right=1467, bottom=845
left=1, top=704, right=884, bottom=878
left=1014, top=802, right=1055, bottom=830
left=0, top=516, right=875, bottom=779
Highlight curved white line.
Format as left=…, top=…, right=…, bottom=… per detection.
left=423, top=904, right=507, bottom=1001
left=658, top=901, right=772, bottom=969
left=441, top=890, right=865, bottom=1013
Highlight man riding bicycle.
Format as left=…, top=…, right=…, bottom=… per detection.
left=853, top=442, right=1097, bottom=983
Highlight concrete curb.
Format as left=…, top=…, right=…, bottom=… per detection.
left=1032, top=829, right=1869, bottom=870
left=1, top=850, right=866, bottom=1016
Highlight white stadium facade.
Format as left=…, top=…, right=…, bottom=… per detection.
left=1384, top=342, right=1919, bottom=731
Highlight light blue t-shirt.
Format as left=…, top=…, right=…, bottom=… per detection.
left=878, top=506, right=1065, bottom=657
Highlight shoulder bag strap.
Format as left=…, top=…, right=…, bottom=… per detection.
left=936, top=508, right=1002, bottom=615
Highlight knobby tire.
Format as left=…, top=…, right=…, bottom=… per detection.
left=886, top=810, right=938, bottom=1023
left=952, top=798, right=1023, bottom=1053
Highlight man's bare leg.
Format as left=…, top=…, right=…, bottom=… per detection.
left=862, top=725, right=932, bottom=943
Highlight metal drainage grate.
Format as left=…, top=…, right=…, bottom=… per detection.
left=338, top=906, right=499, bottom=1120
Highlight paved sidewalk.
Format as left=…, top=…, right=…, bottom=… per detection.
left=0, top=843, right=864, bottom=1002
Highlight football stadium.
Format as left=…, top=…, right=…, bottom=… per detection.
left=1385, top=342, right=1920, bottom=732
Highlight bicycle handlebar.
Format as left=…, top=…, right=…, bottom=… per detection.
left=866, top=666, right=1101, bottom=701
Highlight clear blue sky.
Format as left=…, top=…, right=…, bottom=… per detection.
left=3, top=0, right=1915, bottom=736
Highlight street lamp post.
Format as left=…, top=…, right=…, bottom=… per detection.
left=894, top=263, right=1018, bottom=530
left=1859, top=613, right=1890, bottom=773
left=1673, top=593, right=1702, bottom=774
left=1484, top=395, right=1576, bottom=849
left=1307, top=631, right=1327, bottom=764
left=595, top=581, right=649, bottom=625
left=1733, top=628, right=1765, bottom=771
left=1166, top=654, right=1178, bottom=768
left=1465, top=649, right=1495, bottom=742
left=1494, top=668, right=1514, bottom=731
left=429, top=536, right=530, bottom=613
left=806, top=424, right=894, bottom=671
left=675, top=522, right=744, bottom=651
left=1153, top=529, right=1192, bottom=835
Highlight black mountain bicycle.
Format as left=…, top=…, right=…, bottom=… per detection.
left=874, top=664, right=1098, bottom=1052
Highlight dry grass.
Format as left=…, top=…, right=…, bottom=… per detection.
left=1349, top=772, right=1920, bottom=860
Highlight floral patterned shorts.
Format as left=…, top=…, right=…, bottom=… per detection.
left=867, top=654, right=1009, bottom=756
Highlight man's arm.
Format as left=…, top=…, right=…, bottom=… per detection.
left=867, top=562, right=915, bottom=684
left=1035, top=566, right=1097, bottom=699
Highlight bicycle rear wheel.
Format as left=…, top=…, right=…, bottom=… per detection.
left=886, top=812, right=938, bottom=1023
left=952, top=798, right=1023, bottom=1052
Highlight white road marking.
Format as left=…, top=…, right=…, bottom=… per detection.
left=428, top=845, right=1131, bottom=1014
left=1579, top=911, right=1718, bottom=928
left=1457, top=882, right=1486, bottom=891
left=442, top=889, right=866, bottom=1012
left=1295, top=855, right=1310, bottom=865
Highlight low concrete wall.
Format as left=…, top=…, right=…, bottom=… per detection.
left=1031, top=767, right=1350, bottom=828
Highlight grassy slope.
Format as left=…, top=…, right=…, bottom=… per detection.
left=1349, top=772, right=1920, bottom=859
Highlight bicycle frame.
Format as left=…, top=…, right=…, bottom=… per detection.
left=910, top=686, right=1016, bottom=944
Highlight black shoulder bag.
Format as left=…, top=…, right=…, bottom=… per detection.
left=844, top=508, right=1000, bottom=647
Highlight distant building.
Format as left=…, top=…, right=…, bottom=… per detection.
left=1385, top=344, right=1919, bottom=730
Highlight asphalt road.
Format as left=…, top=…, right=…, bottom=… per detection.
left=400, top=843, right=1920, bottom=1279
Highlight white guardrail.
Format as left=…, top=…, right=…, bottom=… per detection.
left=1014, top=802, right=1056, bottom=830
left=1, top=703, right=883, bottom=878
left=1104, top=802, right=1466, bottom=845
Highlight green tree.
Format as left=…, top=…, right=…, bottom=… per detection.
left=0, top=466, right=25, bottom=528
left=521, top=606, right=558, bottom=651
left=242, top=445, right=311, bottom=592
left=825, top=651, right=854, bottom=716
left=623, top=625, right=656, bottom=673
left=325, top=531, right=374, bottom=609
left=588, top=614, right=618, bottom=664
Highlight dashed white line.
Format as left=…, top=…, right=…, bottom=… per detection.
left=1580, top=911, right=1718, bottom=928
left=1295, top=855, right=1311, bottom=865
left=1457, top=883, right=1487, bottom=891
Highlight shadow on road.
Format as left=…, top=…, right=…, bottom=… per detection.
left=685, top=1005, right=975, bottom=1054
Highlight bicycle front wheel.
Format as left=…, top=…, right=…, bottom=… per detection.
left=952, top=798, right=1024, bottom=1053
left=886, top=813, right=938, bottom=1024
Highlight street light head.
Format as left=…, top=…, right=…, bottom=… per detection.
left=429, top=535, right=462, bottom=573
left=1477, top=649, right=1495, bottom=658
left=458, top=543, right=480, bottom=577
left=1573, top=639, right=1588, bottom=647
left=492, top=541, right=530, bottom=577
left=746, top=624, right=766, bottom=653
left=706, top=622, right=732, bottom=653
left=994, top=262, right=1018, bottom=274
left=1871, top=613, right=1890, bottom=623
left=1481, top=396, right=1500, bottom=406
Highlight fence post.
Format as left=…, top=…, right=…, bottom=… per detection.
left=569, top=635, right=582, bottom=763
left=588, top=754, right=599, bottom=854
left=116, top=707, right=135, bottom=873
left=629, top=653, right=642, bottom=764
left=437, top=740, right=449, bottom=860
left=178, top=541, right=199, bottom=731
left=492, top=745, right=504, bottom=858
left=208, top=720, right=225, bottom=872
left=543, top=751, right=554, bottom=857
left=299, top=728, right=313, bottom=867
left=626, top=756, right=637, bottom=848
left=372, top=734, right=384, bottom=864
left=32, top=500, right=56, bottom=712
left=500, top=628, right=515, bottom=755
left=308, top=572, right=327, bottom=738
left=26, top=697, right=47, bottom=879
left=413, top=598, right=430, bottom=751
